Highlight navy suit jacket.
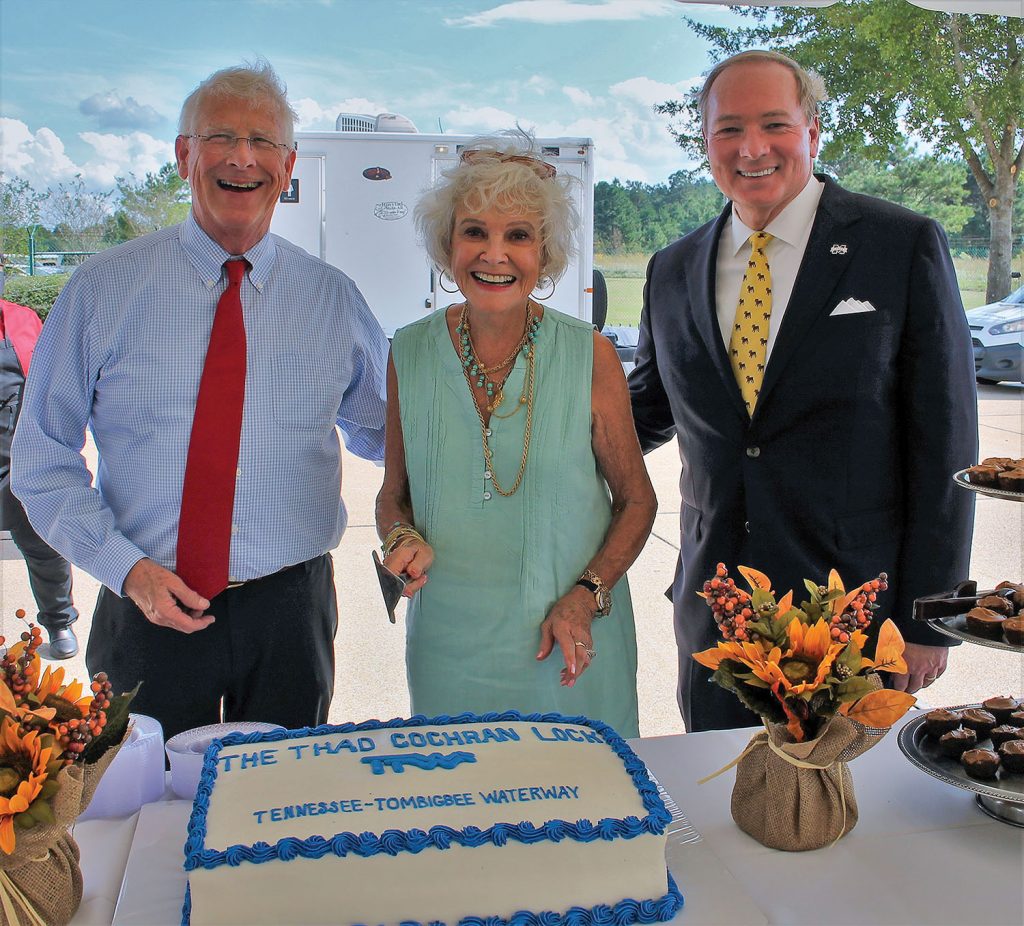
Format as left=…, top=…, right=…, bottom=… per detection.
left=628, top=177, right=978, bottom=731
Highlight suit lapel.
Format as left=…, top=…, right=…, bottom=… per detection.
left=757, top=179, right=862, bottom=412
left=688, top=208, right=749, bottom=420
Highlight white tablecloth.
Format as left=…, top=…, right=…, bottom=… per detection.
left=71, top=724, right=1023, bottom=925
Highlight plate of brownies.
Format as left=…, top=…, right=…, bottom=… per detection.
left=955, top=457, right=1024, bottom=501
left=898, top=698, right=1024, bottom=805
left=914, top=580, right=1024, bottom=652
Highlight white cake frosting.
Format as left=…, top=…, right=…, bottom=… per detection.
left=183, top=711, right=683, bottom=925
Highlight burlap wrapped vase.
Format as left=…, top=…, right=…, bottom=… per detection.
left=0, top=730, right=126, bottom=926
left=730, top=714, right=886, bottom=851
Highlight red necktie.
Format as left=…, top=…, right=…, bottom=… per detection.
left=176, top=259, right=248, bottom=599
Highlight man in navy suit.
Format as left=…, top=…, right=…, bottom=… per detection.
left=629, top=50, right=978, bottom=732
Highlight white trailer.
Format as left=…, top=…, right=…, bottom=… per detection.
left=270, top=129, right=597, bottom=337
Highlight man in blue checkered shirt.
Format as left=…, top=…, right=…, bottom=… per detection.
left=12, top=61, right=389, bottom=741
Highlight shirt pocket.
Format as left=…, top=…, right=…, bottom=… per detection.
left=272, top=351, right=343, bottom=431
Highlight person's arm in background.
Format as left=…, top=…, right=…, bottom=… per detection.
left=335, top=279, right=390, bottom=464
left=628, top=251, right=678, bottom=454
left=889, top=218, right=978, bottom=693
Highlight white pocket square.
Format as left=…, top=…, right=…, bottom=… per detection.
left=830, top=298, right=875, bottom=316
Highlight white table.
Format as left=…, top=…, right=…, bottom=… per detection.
left=71, top=725, right=1024, bottom=925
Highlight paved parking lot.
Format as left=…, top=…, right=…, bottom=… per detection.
left=1, top=384, right=1020, bottom=736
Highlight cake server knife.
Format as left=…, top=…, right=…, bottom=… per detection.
left=372, top=549, right=407, bottom=624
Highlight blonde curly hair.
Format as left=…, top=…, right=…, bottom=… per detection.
left=415, top=133, right=578, bottom=287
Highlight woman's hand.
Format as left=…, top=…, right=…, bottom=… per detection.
left=384, top=539, right=434, bottom=597
left=537, top=587, right=597, bottom=687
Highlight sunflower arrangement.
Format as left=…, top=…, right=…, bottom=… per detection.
left=694, top=565, right=917, bottom=742
left=0, top=614, right=134, bottom=924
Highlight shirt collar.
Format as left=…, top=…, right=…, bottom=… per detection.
left=179, top=212, right=277, bottom=292
left=727, top=175, right=824, bottom=256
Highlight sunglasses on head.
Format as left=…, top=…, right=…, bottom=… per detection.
left=459, top=148, right=557, bottom=179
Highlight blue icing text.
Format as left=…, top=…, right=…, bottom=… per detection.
left=479, top=785, right=579, bottom=804
left=361, top=751, right=477, bottom=775
left=389, top=727, right=520, bottom=748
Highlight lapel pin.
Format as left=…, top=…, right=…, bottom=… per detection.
left=830, top=244, right=848, bottom=255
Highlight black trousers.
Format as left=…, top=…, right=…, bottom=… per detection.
left=87, top=554, right=337, bottom=743
left=2, top=484, right=77, bottom=633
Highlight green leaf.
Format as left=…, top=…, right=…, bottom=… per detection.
left=834, top=676, right=877, bottom=704
left=81, top=683, right=140, bottom=765
left=751, top=588, right=776, bottom=611
left=836, top=639, right=863, bottom=675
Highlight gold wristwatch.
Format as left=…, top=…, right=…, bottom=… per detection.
left=575, top=569, right=612, bottom=617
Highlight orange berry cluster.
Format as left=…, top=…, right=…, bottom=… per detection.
left=703, top=563, right=759, bottom=642
left=54, top=672, right=112, bottom=765
left=0, top=615, right=42, bottom=698
left=828, top=573, right=889, bottom=643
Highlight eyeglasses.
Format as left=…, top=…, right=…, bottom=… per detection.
left=459, top=148, right=556, bottom=179
left=181, top=133, right=296, bottom=154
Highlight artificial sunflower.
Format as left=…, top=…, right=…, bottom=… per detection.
left=695, top=565, right=916, bottom=741
left=0, top=715, right=61, bottom=854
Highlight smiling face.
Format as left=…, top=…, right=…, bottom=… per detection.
left=703, top=60, right=820, bottom=230
left=449, top=207, right=544, bottom=318
left=175, top=96, right=296, bottom=255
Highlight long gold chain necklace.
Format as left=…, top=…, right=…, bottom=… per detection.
left=458, top=301, right=541, bottom=497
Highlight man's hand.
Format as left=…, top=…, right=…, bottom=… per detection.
left=889, top=642, right=949, bottom=694
left=122, top=559, right=215, bottom=633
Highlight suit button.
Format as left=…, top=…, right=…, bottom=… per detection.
left=746, top=446, right=761, bottom=458
left=744, top=521, right=751, bottom=533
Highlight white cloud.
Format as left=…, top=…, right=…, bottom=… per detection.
left=78, top=131, right=173, bottom=187
left=292, top=96, right=392, bottom=130
left=1, top=119, right=80, bottom=186
left=563, top=87, right=595, bottom=107
left=442, top=106, right=521, bottom=134
left=610, top=76, right=700, bottom=108
left=526, top=75, right=555, bottom=95
left=0, top=118, right=173, bottom=191
left=79, top=91, right=163, bottom=130
left=446, top=0, right=675, bottom=28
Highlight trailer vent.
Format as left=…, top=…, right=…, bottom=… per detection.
left=336, top=113, right=377, bottom=132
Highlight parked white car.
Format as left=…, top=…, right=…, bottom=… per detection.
left=968, top=283, right=1024, bottom=384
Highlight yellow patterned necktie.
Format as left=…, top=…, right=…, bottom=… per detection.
left=729, top=231, right=773, bottom=415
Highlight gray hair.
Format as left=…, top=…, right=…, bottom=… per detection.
left=698, top=50, right=827, bottom=126
left=415, top=133, right=578, bottom=287
left=178, top=59, right=298, bottom=146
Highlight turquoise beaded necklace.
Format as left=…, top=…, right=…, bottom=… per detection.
left=456, top=300, right=542, bottom=414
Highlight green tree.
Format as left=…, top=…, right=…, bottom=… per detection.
left=595, top=180, right=643, bottom=253
left=113, top=162, right=190, bottom=239
left=657, top=1, right=1023, bottom=302
left=0, top=172, right=46, bottom=269
left=42, top=175, right=111, bottom=253
left=819, top=139, right=974, bottom=233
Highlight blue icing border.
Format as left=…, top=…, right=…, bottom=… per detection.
left=181, top=711, right=684, bottom=925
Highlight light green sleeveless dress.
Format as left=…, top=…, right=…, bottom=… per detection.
left=392, top=306, right=640, bottom=737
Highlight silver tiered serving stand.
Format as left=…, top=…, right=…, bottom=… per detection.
left=897, top=469, right=1024, bottom=826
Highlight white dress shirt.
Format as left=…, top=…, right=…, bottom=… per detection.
left=715, top=176, right=825, bottom=360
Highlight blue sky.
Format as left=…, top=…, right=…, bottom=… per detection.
left=0, top=0, right=748, bottom=195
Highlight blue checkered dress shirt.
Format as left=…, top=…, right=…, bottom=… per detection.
left=12, top=213, right=388, bottom=594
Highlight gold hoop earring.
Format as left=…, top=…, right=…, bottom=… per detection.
left=533, top=277, right=556, bottom=301
left=438, top=270, right=459, bottom=294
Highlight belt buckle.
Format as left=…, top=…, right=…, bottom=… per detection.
left=225, top=580, right=247, bottom=589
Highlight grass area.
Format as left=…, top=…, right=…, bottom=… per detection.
left=597, top=252, right=1002, bottom=326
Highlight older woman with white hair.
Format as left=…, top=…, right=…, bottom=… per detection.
left=375, top=137, right=655, bottom=737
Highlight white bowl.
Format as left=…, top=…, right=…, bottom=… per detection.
left=166, top=721, right=283, bottom=800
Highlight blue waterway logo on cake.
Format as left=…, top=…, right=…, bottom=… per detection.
left=181, top=712, right=684, bottom=926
